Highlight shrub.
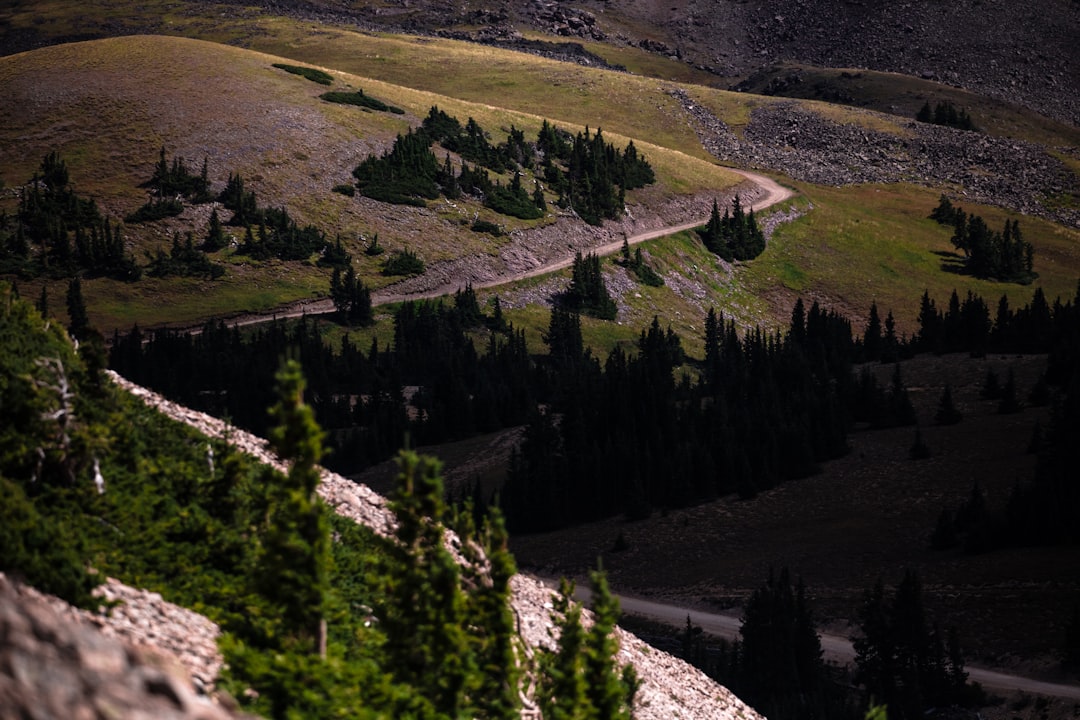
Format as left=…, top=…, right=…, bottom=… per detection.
left=320, top=90, right=405, bottom=114
left=331, top=183, right=356, bottom=197
left=471, top=219, right=502, bottom=236
left=272, top=63, right=333, bottom=85
left=124, top=198, right=183, bottom=223
left=382, top=248, right=425, bottom=277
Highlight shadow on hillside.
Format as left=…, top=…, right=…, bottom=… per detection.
left=933, top=249, right=969, bottom=276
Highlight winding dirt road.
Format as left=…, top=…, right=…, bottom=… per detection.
left=181, top=169, right=794, bottom=332
left=555, top=580, right=1080, bottom=701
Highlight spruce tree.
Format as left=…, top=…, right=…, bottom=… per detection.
left=379, top=450, right=474, bottom=716
left=935, top=384, right=962, bottom=425
left=259, top=359, right=331, bottom=655
left=584, top=566, right=638, bottom=720
left=65, top=278, right=89, bottom=340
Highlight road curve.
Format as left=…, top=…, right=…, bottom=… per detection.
left=372, top=168, right=795, bottom=305
left=184, top=168, right=795, bottom=332
left=552, top=580, right=1080, bottom=701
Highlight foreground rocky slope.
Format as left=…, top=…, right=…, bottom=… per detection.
left=0, top=370, right=761, bottom=720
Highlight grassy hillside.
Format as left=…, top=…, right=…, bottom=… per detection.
left=0, top=34, right=742, bottom=332
left=2, top=6, right=1078, bottom=343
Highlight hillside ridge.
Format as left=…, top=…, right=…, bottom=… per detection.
left=99, top=370, right=764, bottom=720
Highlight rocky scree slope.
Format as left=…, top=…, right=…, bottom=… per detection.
left=0, top=369, right=763, bottom=720
left=672, top=88, right=1080, bottom=228
left=527, top=0, right=1080, bottom=128
left=172, top=0, right=1080, bottom=127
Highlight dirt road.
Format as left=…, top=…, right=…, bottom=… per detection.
left=556, top=581, right=1080, bottom=701
left=178, top=169, right=794, bottom=333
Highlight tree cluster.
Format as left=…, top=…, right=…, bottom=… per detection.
left=1, top=152, right=141, bottom=280
left=618, top=239, right=664, bottom=288
left=563, top=251, right=617, bottom=319
left=320, top=89, right=405, bottom=114
left=697, top=196, right=766, bottom=262
left=915, top=101, right=977, bottom=131
left=352, top=110, right=654, bottom=227
left=854, top=571, right=977, bottom=719
left=329, top=263, right=373, bottom=325
left=145, top=231, right=225, bottom=279
left=930, top=195, right=1036, bottom=283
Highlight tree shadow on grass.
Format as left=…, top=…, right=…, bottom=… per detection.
left=933, top=249, right=969, bottom=276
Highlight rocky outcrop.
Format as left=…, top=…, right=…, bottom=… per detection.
left=0, top=573, right=248, bottom=720
left=96, top=371, right=764, bottom=720
left=673, top=88, right=1080, bottom=228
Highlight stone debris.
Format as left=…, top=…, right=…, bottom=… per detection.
left=672, top=88, right=1080, bottom=228
left=99, top=370, right=764, bottom=720
left=0, top=573, right=252, bottom=720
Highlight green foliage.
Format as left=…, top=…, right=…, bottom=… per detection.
left=320, top=89, right=405, bottom=114
left=331, top=182, right=356, bottom=196
left=146, top=232, right=225, bottom=279
left=272, top=62, right=334, bottom=85
left=564, top=251, right=617, bottom=320
left=202, top=208, right=228, bottom=252
left=378, top=450, right=474, bottom=716
left=143, top=147, right=212, bottom=203
left=735, top=568, right=833, bottom=720
left=329, top=264, right=373, bottom=326
left=0, top=475, right=101, bottom=608
left=539, top=568, right=637, bottom=720
left=318, top=236, right=352, bottom=270
left=6, top=152, right=139, bottom=281
left=381, top=247, right=425, bottom=276
left=619, top=245, right=664, bottom=287
left=234, top=206, right=328, bottom=262
left=124, top=197, right=184, bottom=223
left=485, top=172, right=544, bottom=220
left=353, top=129, right=440, bottom=206
left=930, top=196, right=1036, bottom=283
left=259, top=359, right=331, bottom=653
left=218, top=172, right=260, bottom=226
left=854, top=571, right=975, bottom=719
left=697, top=196, right=766, bottom=261
left=471, top=219, right=503, bottom=236
left=364, top=233, right=385, bottom=256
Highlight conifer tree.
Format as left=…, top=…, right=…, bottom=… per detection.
left=584, top=566, right=638, bottom=719
left=259, top=359, right=330, bottom=655
left=379, top=450, right=474, bottom=716
left=935, top=384, right=962, bottom=425
left=65, top=277, right=89, bottom=340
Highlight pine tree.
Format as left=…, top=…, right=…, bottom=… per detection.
left=935, top=384, right=962, bottom=425
left=584, top=566, right=638, bottom=720
left=203, top=208, right=227, bottom=251
left=259, top=359, right=331, bottom=655
left=863, top=301, right=882, bottom=361
left=378, top=450, right=474, bottom=716
left=65, top=277, right=89, bottom=340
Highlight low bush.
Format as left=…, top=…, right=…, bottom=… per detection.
left=272, top=63, right=333, bottom=85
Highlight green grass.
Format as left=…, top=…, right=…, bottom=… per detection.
left=739, top=183, right=1080, bottom=335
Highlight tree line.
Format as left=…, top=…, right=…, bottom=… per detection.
left=109, top=279, right=1080, bottom=535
